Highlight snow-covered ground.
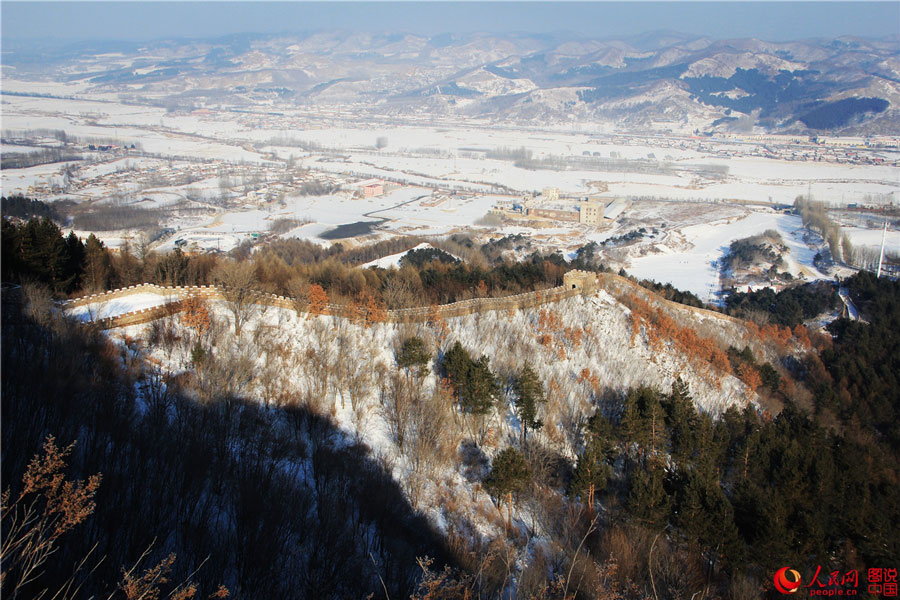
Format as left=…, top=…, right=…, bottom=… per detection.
left=361, top=242, right=434, bottom=268
left=66, top=292, right=178, bottom=321
left=3, top=92, right=896, bottom=295
left=2, top=93, right=897, bottom=205
left=97, top=277, right=769, bottom=561
left=843, top=225, right=900, bottom=252
left=627, top=209, right=828, bottom=298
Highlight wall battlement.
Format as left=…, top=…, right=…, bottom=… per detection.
left=64, top=271, right=737, bottom=330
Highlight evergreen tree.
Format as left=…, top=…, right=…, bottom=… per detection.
left=462, top=355, right=499, bottom=415
left=485, top=447, right=532, bottom=529
left=16, top=217, right=81, bottom=294
left=1, top=219, right=23, bottom=282
left=20, top=218, right=60, bottom=288
left=568, top=437, right=612, bottom=505
left=627, top=458, right=671, bottom=527
left=513, top=362, right=545, bottom=442
left=586, top=411, right=615, bottom=455
left=83, top=234, right=110, bottom=293
left=442, top=340, right=471, bottom=398
left=397, top=336, right=431, bottom=376
left=732, top=479, right=792, bottom=569
left=662, top=376, right=698, bottom=465
left=484, top=447, right=532, bottom=499
left=672, top=467, right=740, bottom=562
left=619, top=386, right=668, bottom=459
left=63, top=231, right=85, bottom=292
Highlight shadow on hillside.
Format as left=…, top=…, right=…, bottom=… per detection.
left=1, top=288, right=452, bottom=599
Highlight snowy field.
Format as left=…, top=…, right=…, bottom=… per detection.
left=66, top=292, right=178, bottom=321
left=627, top=210, right=828, bottom=298
left=843, top=225, right=900, bottom=252
left=2, top=91, right=897, bottom=292
left=361, top=242, right=435, bottom=268
left=2, top=93, right=897, bottom=205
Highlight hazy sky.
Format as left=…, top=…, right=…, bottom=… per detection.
left=2, top=2, right=899, bottom=43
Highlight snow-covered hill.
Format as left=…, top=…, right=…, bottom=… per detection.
left=6, top=31, right=897, bottom=134
left=97, top=274, right=793, bottom=568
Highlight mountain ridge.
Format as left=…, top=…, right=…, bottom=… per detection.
left=3, top=30, right=898, bottom=134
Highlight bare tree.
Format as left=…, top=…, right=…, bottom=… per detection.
left=381, top=371, right=417, bottom=449
left=212, top=260, right=260, bottom=336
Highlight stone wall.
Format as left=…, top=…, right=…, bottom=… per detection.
left=67, top=282, right=587, bottom=330
left=65, top=271, right=739, bottom=330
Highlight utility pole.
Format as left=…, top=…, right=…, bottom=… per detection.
left=877, top=221, right=887, bottom=278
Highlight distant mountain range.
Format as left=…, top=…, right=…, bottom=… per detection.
left=4, top=30, right=898, bottom=134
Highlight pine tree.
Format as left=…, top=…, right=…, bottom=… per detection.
left=484, top=447, right=532, bottom=498
left=568, top=437, right=612, bottom=508
left=485, top=447, right=532, bottom=527
left=442, top=341, right=471, bottom=401
left=63, top=231, right=85, bottom=292
left=513, top=362, right=546, bottom=442
left=662, top=376, right=698, bottom=465
left=83, top=234, right=110, bottom=293
left=19, top=218, right=70, bottom=292
left=619, top=386, right=668, bottom=459
left=462, top=355, right=499, bottom=415
left=442, top=343, right=498, bottom=423
left=618, top=391, right=646, bottom=451
left=586, top=411, right=615, bottom=455
left=627, top=458, right=671, bottom=527
left=1, top=219, right=23, bottom=282
left=397, top=336, right=431, bottom=376
left=673, top=467, right=736, bottom=547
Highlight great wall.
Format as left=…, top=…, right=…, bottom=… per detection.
left=63, top=270, right=742, bottom=330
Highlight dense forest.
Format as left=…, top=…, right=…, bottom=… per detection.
left=798, top=97, right=890, bottom=130
left=1, top=216, right=570, bottom=305
left=2, top=210, right=899, bottom=598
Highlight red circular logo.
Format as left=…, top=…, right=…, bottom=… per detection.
left=774, top=567, right=802, bottom=594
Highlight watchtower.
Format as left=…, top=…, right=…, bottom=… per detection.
left=563, top=270, right=597, bottom=292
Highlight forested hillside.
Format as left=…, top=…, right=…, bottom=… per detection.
left=2, top=214, right=899, bottom=598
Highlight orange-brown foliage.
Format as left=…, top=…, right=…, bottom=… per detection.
left=17, top=436, right=101, bottom=538
left=761, top=323, right=792, bottom=348
left=121, top=554, right=177, bottom=600
left=548, top=378, right=561, bottom=394
left=745, top=320, right=761, bottom=342
left=737, top=363, right=762, bottom=392
left=306, top=283, right=329, bottom=317
left=180, top=296, right=211, bottom=334
left=537, top=309, right=563, bottom=334
left=563, top=326, right=583, bottom=349
left=793, top=324, right=812, bottom=350
left=358, top=290, right=386, bottom=327
left=534, top=309, right=584, bottom=358
left=779, top=376, right=797, bottom=398
left=578, top=368, right=600, bottom=391
left=709, top=349, right=731, bottom=374
left=624, top=293, right=732, bottom=384
left=810, top=329, right=833, bottom=352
